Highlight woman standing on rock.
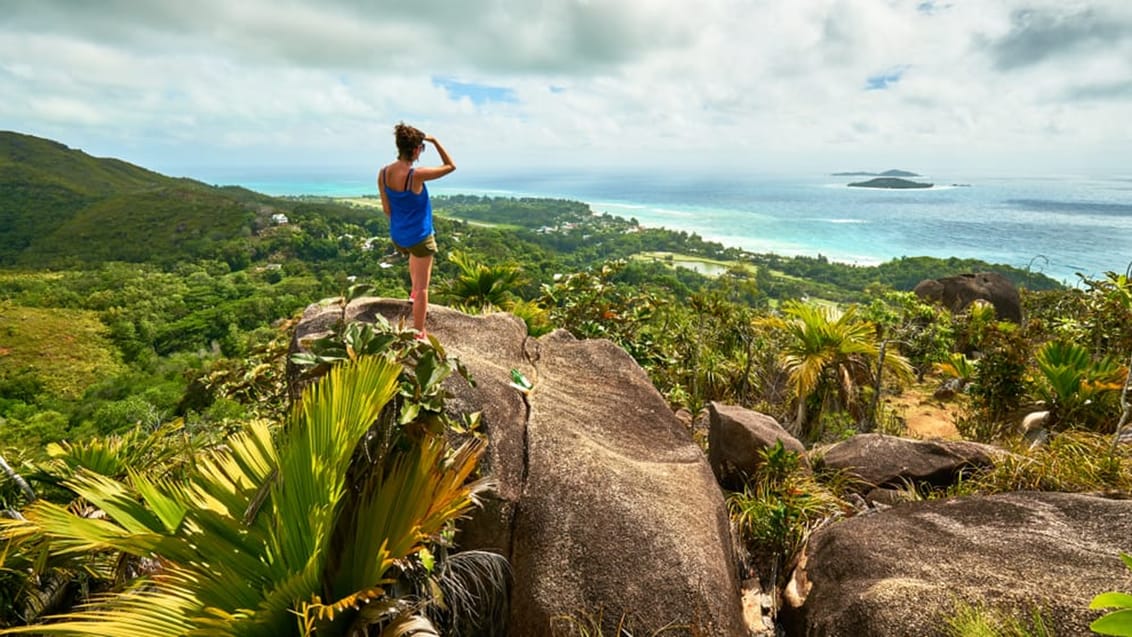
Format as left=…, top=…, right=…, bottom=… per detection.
left=378, top=122, right=456, bottom=339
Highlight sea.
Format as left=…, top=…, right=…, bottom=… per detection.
left=201, top=168, right=1132, bottom=285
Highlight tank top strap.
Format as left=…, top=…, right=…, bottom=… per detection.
left=404, top=168, right=414, bottom=191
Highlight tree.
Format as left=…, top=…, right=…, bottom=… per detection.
left=864, top=290, right=955, bottom=381
left=540, top=260, right=662, bottom=349
left=769, top=301, right=911, bottom=440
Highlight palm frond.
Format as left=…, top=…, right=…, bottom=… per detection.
left=1, top=497, right=167, bottom=558
left=40, top=420, right=194, bottom=483
left=775, top=300, right=912, bottom=437
left=331, top=437, right=489, bottom=601
left=0, top=579, right=202, bottom=636
left=427, top=550, right=511, bottom=637
left=272, top=355, right=401, bottom=575
left=1, top=356, right=406, bottom=635
left=439, top=250, right=524, bottom=311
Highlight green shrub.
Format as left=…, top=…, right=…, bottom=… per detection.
left=728, top=441, right=849, bottom=587
left=0, top=410, right=68, bottom=449
left=87, top=395, right=161, bottom=434
left=1034, top=340, right=1125, bottom=432
left=966, top=322, right=1030, bottom=432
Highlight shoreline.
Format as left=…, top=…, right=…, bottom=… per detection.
left=230, top=175, right=1129, bottom=282
left=334, top=193, right=897, bottom=270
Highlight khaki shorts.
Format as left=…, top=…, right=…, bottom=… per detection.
left=395, top=234, right=437, bottom=257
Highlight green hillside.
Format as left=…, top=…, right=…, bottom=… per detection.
left=0, top=302, right=125, bottom=399
left=0, top=131, right=171, bottom=195
left=19, top=187, right=258, bottom=266
left=0, top=131, right=271, bottom=266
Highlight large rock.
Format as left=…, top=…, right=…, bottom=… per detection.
left=913, top=272, right=1022, bottom=323
left=783, top=491, right=1132, bottom=636
left=817, top=433, right=1004, bottom=493
left=291, top=298, right=747, bottom=635
left=708, top=402, right=805, bottom=490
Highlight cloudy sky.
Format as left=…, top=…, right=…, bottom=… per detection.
left=3, top=0, right=1131, bottom=182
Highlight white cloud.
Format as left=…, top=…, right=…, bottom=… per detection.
left=2, top=0, right=1130, bottom=178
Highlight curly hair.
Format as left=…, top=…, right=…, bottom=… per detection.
left=394, top=122, right=425, bottom=160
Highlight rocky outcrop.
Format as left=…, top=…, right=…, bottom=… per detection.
left=291, top=298, right=747, bottom=635
left=913, top=272, right=1022, bottom=323
left=292, top=299, right=1129, bottom=637
left=816, top=434, right=1005, bottom=495
left=783, top=491, right=1132, bottom=636
left=708, top=402, right=805, bottom=490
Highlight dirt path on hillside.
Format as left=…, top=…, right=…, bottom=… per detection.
left=884, top=382, right=961, bottom=440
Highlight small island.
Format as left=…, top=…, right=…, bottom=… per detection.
left=847, top=177, right=934, bottom=189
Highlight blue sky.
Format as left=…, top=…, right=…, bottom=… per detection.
left=865, top=67, right=909, bottom=91
left=433, top=77, right=518, bottom=106
left=2, top=0, right=1131, bottom=181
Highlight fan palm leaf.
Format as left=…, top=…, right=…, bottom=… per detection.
left=439, top=250, right=524, bottom=311
left=1, top=354, right=412, bottom=636
left=331, top=436, right=490, bottom=601
left=39, top=420, right=195, bottom=483
left=0, top=576, right=203, bottom=637
left=1036, top=340, right=1127, bottom=429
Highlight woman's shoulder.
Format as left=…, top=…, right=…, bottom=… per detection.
left=382, top=163, right=409, bottom=186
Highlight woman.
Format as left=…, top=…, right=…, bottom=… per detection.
left=378, top=122, right=456, bottom=339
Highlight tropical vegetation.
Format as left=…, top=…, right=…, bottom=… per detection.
left=1, top=130, right=1129, bottom=633
left=1, top=320, right=504, bottom=635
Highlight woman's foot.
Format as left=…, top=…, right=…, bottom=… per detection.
left=414, top=330, right=428, bottom=341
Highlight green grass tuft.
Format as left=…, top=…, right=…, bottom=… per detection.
left=945, top=599, right=1053, bottom=637
left=951, top=431, right=1132, bottom=496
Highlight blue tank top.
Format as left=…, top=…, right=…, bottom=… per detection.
left=383, top=168, right=433, bottom=247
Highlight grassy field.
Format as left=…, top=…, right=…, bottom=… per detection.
left=0, top=303, right=124, bottom=398
left=0, top=271, right=66, bottom=285
left=338, top=197, right=381, bottom=209
left=441, top=217, right=523, bottom=231
left=336, top=197, right=523, bottom=230
left=633, top=251, right=755, bottom=277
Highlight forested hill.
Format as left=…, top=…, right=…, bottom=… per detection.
left=0, top=131, right=173, bottom=195
left=0, top=131, right=279, bottom=267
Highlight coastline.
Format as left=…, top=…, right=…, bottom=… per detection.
left=209, top=173, right=1132, bottom=283
left=340, top=190, right=893, bottom=269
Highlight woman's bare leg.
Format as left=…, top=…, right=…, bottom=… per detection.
left=409, top=253, right=433, bottom=333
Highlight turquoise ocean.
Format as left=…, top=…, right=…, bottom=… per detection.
left=205, top=168, right=1132, bottom=284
